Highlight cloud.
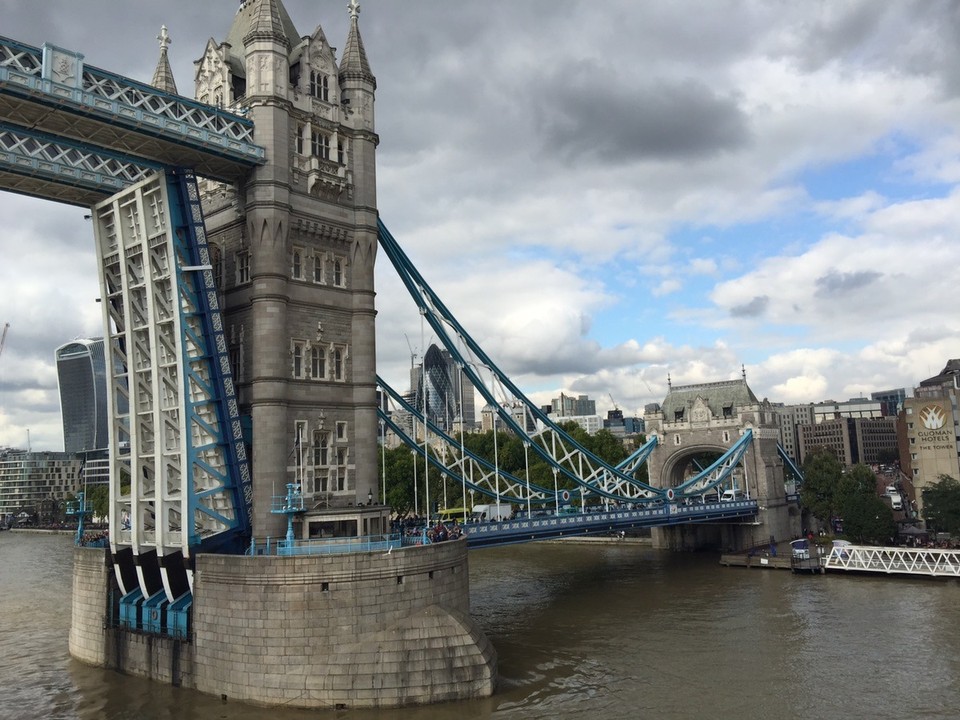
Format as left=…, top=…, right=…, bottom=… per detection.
left=814, top=270, right=882, bottom=297
left=5, top=1, right=960, bottom=450
left=729, top=296, right=770, bottom=318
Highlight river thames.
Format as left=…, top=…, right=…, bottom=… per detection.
left=2, top=531, right=959, bottom=719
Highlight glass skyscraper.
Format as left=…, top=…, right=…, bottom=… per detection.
left=55, top=338, right=108, bottom=453
left=413, top=344, right=476, bottom=432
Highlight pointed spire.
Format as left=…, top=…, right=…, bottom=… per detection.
left=339, top=0, right=376, bottom=87
left=151, top=26, right=179, bottom=95
left=241, top=0, right=292, bottom=49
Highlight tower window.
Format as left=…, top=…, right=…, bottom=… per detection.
left=311, top=130, right=330, bottom=160
left=236, top=251, right=250, bottom=284
left=311, top=346, right=326, bottom=379
left=292, top=247, right=304, bottom=279
left=309, top=70, right=329, bottom=101
left=292, top=341, right=305, bottom=378
left=333, top=258, right=344, bottom=287
left=333, top=346, right=344, bottom=381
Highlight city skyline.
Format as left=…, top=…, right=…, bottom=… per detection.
left=3, top=1, right=960, bottom=450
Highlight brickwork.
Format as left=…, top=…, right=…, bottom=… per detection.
left=69, top=546, right=110, bottom=666
left=191, top=538, right=496, bottom=708
left=71, top=540, right=496, bottom=709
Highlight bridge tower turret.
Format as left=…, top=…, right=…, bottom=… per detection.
left=196, top=0, right=381, bottom=540
left=644, top=378, right=799, bottom=551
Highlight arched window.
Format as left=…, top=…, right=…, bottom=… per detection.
left=292, top=342, right=304, bottom=378
left=313, top=430, right=329, bottom=466
left=334, top=347, right=343, bottom=381
left=309, top=70, right=329, bottom=101
left=333, top=259, right=343, bottom=286
left=292, top=247, right=303, bottom=279
left=311, top=346, right=326, bottom=379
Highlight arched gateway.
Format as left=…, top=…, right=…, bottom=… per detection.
left=644, top=378, right=800, bottom=551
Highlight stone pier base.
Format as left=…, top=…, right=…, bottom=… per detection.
left=69, top=538, right=497, bottom=709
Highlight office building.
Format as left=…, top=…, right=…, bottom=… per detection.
left=55, top=338, right=108, bottom=453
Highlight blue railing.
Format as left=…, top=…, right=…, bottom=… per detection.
left=248, top=532, right=429, bottom=556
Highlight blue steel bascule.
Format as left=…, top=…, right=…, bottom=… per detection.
left=92, top=170, right=254, bottom=634
left=0, top=33, right=265, bottom=637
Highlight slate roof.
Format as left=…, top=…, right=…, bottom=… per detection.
left=659, top=379, right=759, bottom=419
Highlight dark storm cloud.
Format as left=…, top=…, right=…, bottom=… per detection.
left=729, top=296, right=769, bottom=318
left=535, top=66, right=749, bottom=165
left=814, top=270, right=881, bottom=297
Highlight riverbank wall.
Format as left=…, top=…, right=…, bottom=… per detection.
left=69, top=538, right=497, bottom=709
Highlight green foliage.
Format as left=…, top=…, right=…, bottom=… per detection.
left=799, top=449, right=843, bottom=522
left=86, top=483, right=111, bottom=521
left=379, top=424, right=634, bottom=515
left=922, top=474, right=960, bottom=536
left=839, top=494, right=896, bottom=545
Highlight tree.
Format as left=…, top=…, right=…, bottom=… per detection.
left=799, top=448, right=843, bottom=523
left=922, top=474, right=960, bottom=536
left=838, top=494, right=896, bottom=544
left=86, top=483, right=111, bottom=522
left=835, top=465, right=896, bottom=544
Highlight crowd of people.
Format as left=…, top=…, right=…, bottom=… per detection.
left=391, top=515, right=466, bottom=544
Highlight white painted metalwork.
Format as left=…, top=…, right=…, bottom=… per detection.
left=825, top=544, right=960, bottom=577
left=93, top=172, right=244, bottom=589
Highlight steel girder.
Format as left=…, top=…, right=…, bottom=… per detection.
left=0, top=121, right=160, bottom=206
left=0, top=34, right=264, bottom=199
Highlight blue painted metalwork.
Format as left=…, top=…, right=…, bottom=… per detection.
left=118, top=587, right=144, bottom=630
left=167, top=170, right=253, bottom=552
left=378, top=220, right=662, bottom=501
left=0, top=121, right=160, bottom=204
left=673, top=429, right=754, bottom=498
left=271, top=483, right=305, bottom=546
left=0, top=35, right=264, bottom=166
left=378, top=376, right=558, bottom=502
left=458, top=501, right=759, bottom=548
left=778, top=444, right=804, bottom=486
left=66, top=490, right=92, bottom=546
left=143, top=590, right=168, bottom=635
left=167, top=592, right=192, bottom=640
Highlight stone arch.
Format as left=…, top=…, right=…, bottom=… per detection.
left=658, top=443, right=726, bottom=489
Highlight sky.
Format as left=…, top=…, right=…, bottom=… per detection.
left=3, top=0, right=960, bottom=451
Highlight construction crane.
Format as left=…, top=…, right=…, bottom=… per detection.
left=0, top=323, right=8, bottom=360
left=608, top=393, right=619, bottom=411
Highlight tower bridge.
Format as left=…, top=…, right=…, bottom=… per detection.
left=1, top=1, right=799, bottom=710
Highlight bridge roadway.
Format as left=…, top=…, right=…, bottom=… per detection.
left=460, top=499, right=759, bottom=548
left=0, top=35, right=264, bottom=206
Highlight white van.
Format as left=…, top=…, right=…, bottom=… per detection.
left=889, top=492, right=903, bottom=511
left=470, top=503, right=514, bottom=522
left=721, top=489, right=745, bottom=502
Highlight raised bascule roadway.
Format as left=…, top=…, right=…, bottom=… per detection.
left=0, top=5, right=800, bottom=708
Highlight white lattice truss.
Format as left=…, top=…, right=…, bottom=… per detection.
left=825, top=545, right=960, bottom=577
left=0, top=37, right=260, bottom=153
left=94, top=173, right=239, bottom=561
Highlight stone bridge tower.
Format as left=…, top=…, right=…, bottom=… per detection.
left=195, top=0, right=380, bottom=539
left=644, top=377, right=799, bottom=551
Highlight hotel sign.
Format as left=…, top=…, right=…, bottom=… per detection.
left=917, top=404, right=954, bottom=451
